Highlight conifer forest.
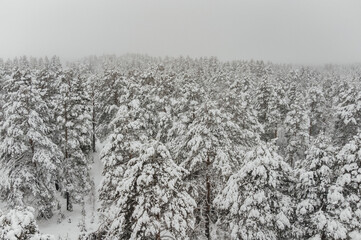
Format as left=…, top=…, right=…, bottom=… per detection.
left=1, top=54, right=361, bottom=239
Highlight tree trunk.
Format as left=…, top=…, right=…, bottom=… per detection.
left=155, top=231, right=161, bottom=240
left=29, top=139, right=34, bottom=153
left=66, top=191, right=72, bottom=211
left=64, top=101, right=72, bottom=212
left=309, top=101, right=315, bottom=137
left=321, top=232, right=327, bottom=240
left=92, top=98, right=96, bottom=153
left=205, top=156, right=211, bottom=240
left=64, top=102, right=68, bottom=160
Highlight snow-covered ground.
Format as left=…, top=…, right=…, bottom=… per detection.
left=38, top=140, right=105, bottom=239
left=0, top=200, right=5, bottom=212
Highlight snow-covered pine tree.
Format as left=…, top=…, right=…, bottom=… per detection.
left=0, top=66, right=7, bottom=199
left=98, top=73, right=145, bottom=211
left=18, top=56, right=30, bottom=71
left=98, top=104, right=143, bottom=212
left=307, top=86, right=328, bottom=137
left=146, top=69, right=180, bottom=145
left=283, top=83, right=310, bottom=167
left=75, top=62, right=100, bottom=153
left=273, top=75, right=289, bottom=124
left=103, top=141, right=195, bottom=240
left=54, top=68, right=92, bottom=211
left=334, top=84, right=361, bottom=146
left=0, top=66, right=5, bottom=129
left=255, top=76, right=281, bottom=141
left=326, top=133, right=361, bottom=239
left=295, top=134, right=344, bottom=239
left=85, top=73, right=100, bottom=153
left=0, top=68, right=62, bottom=219
left=72, top=69, right=93, bottom=154
left=0, top=207, right=54, bottom=239
left=214, top=143, right=293, bottom=240
left=221, top=75, right=262, bottom=144
left=177, top=100, right=256, bottom=239
left=34, top=56, right=63, bottom=155
left=96, top=69, right=125, bottom=140
left=166, top=80, right=205, bottom=160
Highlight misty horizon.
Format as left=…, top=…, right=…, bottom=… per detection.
left=1, top=0, right=361, bottom=65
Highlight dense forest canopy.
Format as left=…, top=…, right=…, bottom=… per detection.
left=1, top=54, right=361, bottom=239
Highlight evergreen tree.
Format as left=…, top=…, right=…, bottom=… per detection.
left=307, top=86, right=328, bottom=137
left=166, top=80, right=205, bottom=160
left=295, top=134, right=344, bottom=239
left=0, top=68, right=62, bottom=218
left=214, top=143, right=293, bottom=240
left=255, top=76, right=281, bottom=141
left=283, top=84, right=310, bottom=167
left=103, top=141, right=195, bottom=240
left=98, top=75, right=146, bottom=212
left=0, top=67, right=5, bottom=131
left=0, top=207, right=54, bottom=239
left=85, top=73, right=100, bottom=153
left=334, top=84, right=361, bottom=146
left=326, top=133, right=361, bottom=239
left=177, top=100, right=257, bottom=239
left=54, top=68, right=92, bottom=211
left=97, top=69, right=125, bottom=140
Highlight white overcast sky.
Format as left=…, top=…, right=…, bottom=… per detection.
left=1, top=0, right=361, bottom=64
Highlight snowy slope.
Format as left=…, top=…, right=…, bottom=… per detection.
left=38, top=140, right=105, bottom=240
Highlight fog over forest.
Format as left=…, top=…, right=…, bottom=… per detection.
left=1, top=0, right=361, bottom=64
left=1, top=1, right=361, bottom=240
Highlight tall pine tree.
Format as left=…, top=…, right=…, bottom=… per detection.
left=0, top=68, right=62, bottom=218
